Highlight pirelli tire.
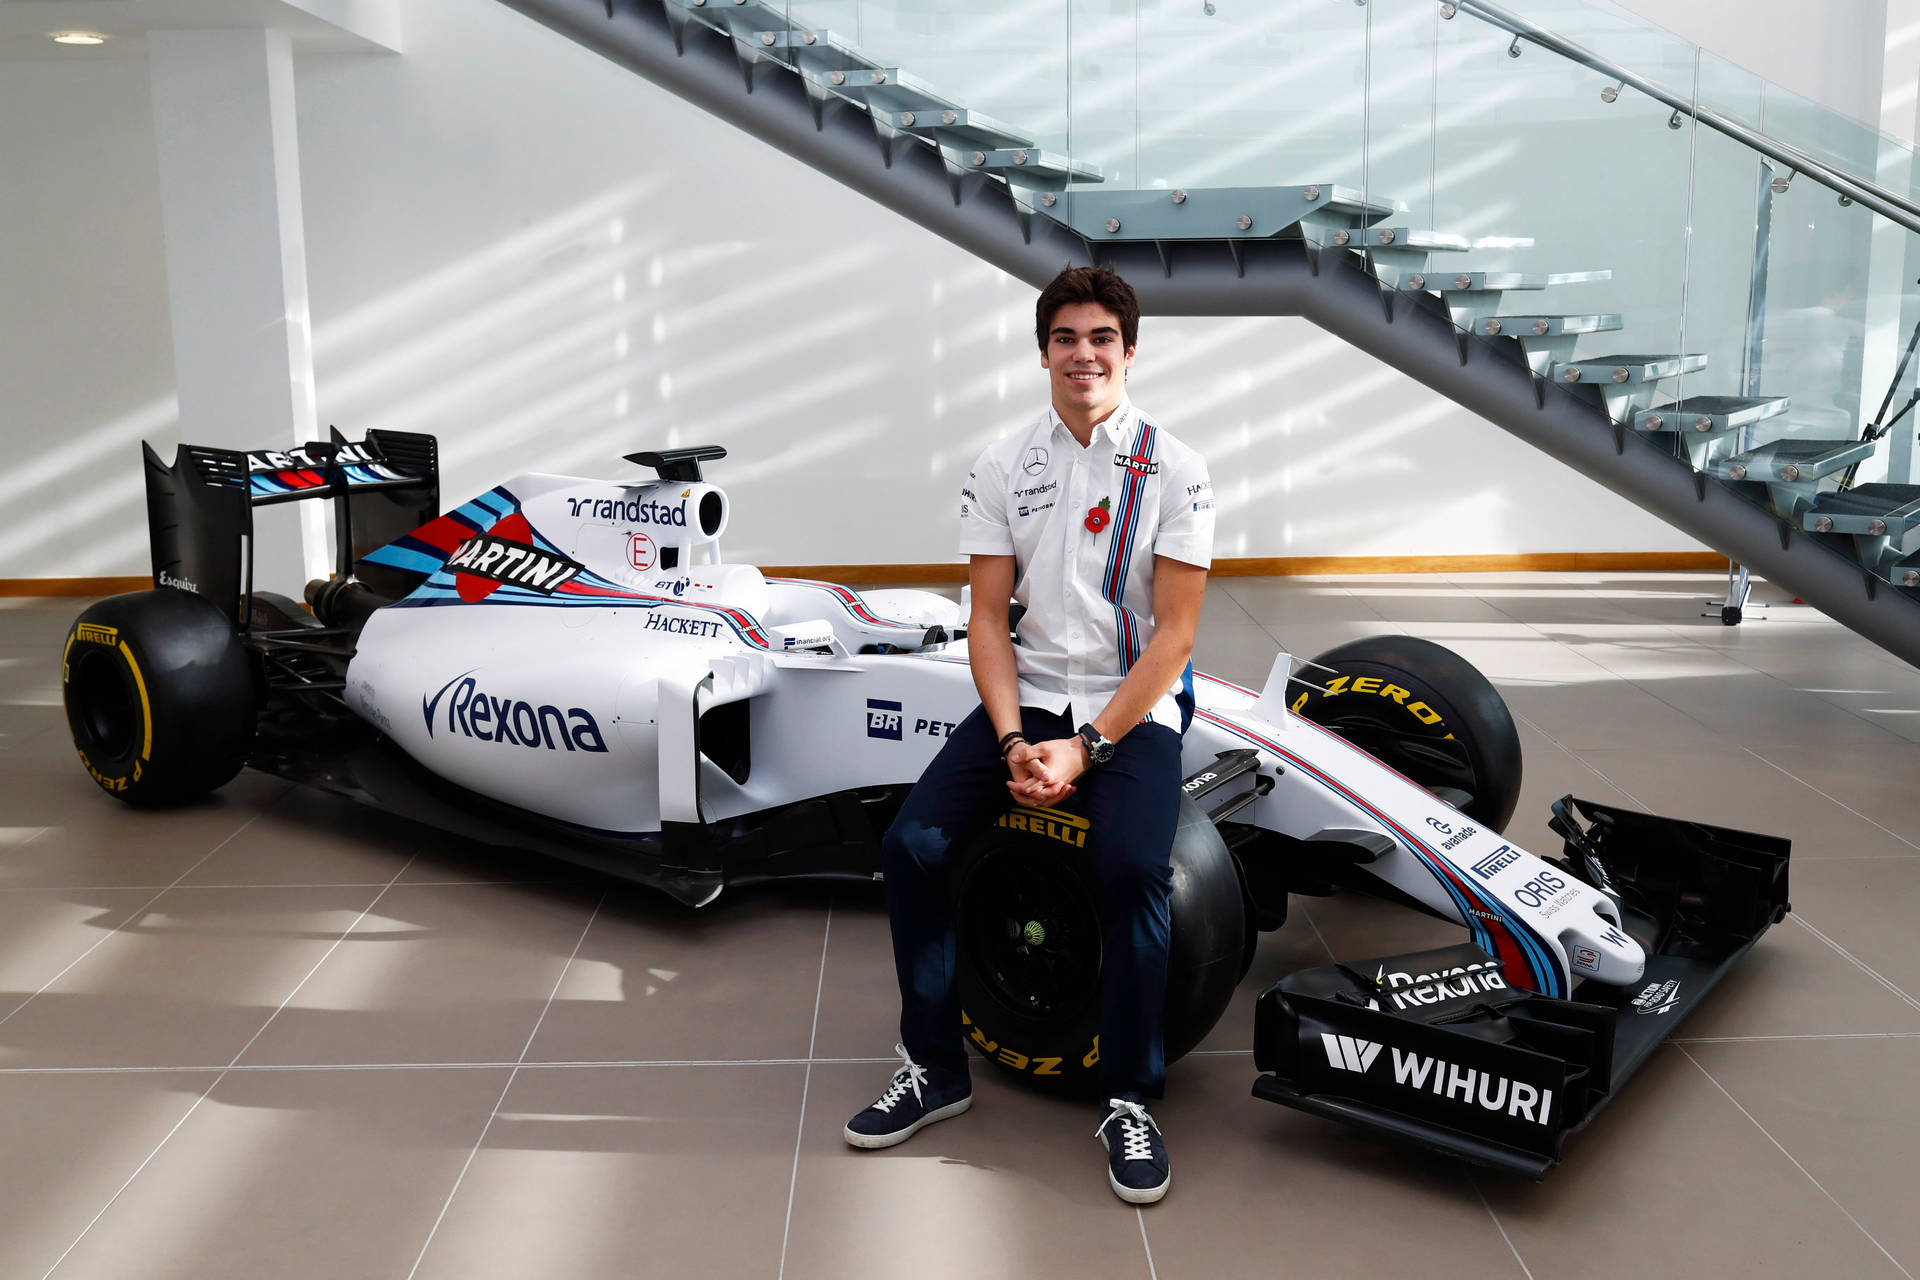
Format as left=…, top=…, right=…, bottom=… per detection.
left=1291, top=634, right=1522, bottom=833
left=951, top=796, right=1246, bottom=1095
left=61, top=589, right=257, bottom=806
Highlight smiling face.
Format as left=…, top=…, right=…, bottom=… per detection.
left=1041, top=301, right=1136, bottom=429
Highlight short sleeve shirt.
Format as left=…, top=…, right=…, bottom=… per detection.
left=959, top=397, right=1214, bottom=729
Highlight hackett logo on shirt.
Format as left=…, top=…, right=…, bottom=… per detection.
left=1115, top=452, right=1160, bottom=476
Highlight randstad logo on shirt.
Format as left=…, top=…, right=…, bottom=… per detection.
left=866, top=698, right=903, bottom=740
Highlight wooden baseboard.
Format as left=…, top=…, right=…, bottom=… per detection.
left=762, top=552, right=1728, bottom=583
left=0, top=553, right=1731, bottom=597
left=0, top=576, right=152, bottom=597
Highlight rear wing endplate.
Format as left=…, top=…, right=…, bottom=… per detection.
left=143, top=428, right=439, bottom=625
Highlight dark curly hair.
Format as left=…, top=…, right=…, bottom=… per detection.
left=1034, top=264, right=1140, bottom=355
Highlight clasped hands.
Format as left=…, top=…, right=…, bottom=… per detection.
left=1005, top=736, right=1091, bottom=808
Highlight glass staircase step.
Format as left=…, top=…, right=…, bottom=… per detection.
left=1063, top=185, right=1394, bottom=243
left=1634, top=395, right=1790, bottom=433
left=806, top=66, right=948, bottom=115
left=1476, top=314, right=1622, bottom=339
left=1338, top=227, right=1471, bottom=252
left=1442, top=270, right=1612, bottom=293
left=1553, top=354, right=1709, bottom=385
left=959, top=147, right=1098, bottom=188
left=666, top=0, right=790, bottom=37
left=1806, top=484, right=1920, bottom=536
left=881, top=106, right=1032, bottom=153
left=1710, top=438, right=1873, bottom=482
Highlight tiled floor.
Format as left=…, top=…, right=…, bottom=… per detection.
left=4, top=574, right=1919, bottom=1279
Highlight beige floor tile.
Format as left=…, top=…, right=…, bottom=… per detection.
left=1216, top=579, right=1368, bottom=623
left=1500, top=679, right=1720, bottom=751
left=238, top=882, right=601, bottom=1066
left=0, top=1069, right=219, bottom=1278
left=1569, top=745, right=1917, bottom=860
left=1480, top=1046, right=1907, bottom=1280
left=46, top=1066, right=512, bottom=1280
left=1674, top=908, right=1920, bottom=1040
left=1747, top=744, right=1920, bottom=850
left=0, top=888, right=154, bottom=1005
left=413, top=1064, right=803, bottom=1280
left=180, top=786, right=422, bottom=887
left=0, top=768, right=290, bottom=889
left=523, top=892, right=830, bottom=1064
left=808, top=893, right=901, bottom=1061
left=782, top=1063, right=1156, bottom=1280
left=1189, top=624, right=1285, bottom=691
left=1145, top=1057, right=1530, bottom=1280
left=0, top=885, right=383, bottom=1068
left=1298, top=891, right=1468, bottom=964
left=1686, top=1038, right=1920, bottom=1276
left=1503, top=720, right=1637, bottom=854
left=1343, top=580, right=1531, bottom=626
left=1786, top=859, right=1920, bottom=1008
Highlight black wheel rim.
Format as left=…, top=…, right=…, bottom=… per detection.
left=1319, top=708, right=1479, bottom=798
left=67, top=646, right=140, bottom=763
left=959, top=848, right=1102, bottom=1023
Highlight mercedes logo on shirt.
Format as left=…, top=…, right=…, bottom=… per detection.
left=1023, top=446, right=1049, bottom=476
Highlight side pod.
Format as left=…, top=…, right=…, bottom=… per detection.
left=1250, top=798, right=1791, bottom=1177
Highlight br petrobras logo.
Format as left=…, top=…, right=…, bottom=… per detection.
left=1023, top=446, right=1049, bottom=476
left=1470, top=844, right=1521, bottom=881
left=866, top=698, right=903, bottom=740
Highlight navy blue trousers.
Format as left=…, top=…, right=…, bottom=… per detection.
left=882, top=704, right=1184, bottom=1099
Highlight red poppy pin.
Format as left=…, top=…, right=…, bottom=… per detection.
left=1084, top=496, right=1111, bottom=534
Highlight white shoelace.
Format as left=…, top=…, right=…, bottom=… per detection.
left=1097, top=1098, right=1161, bottom=1163
left=871, top=1043, right=929, bottom=1114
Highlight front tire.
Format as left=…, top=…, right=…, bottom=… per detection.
left=62, top=589, right=257, bottom=805
left=951, top=797, right=1246, bottom=1094
left=1291, top=634, right=1522, bottom=832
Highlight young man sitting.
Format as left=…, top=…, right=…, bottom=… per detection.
left=843, top=264, right=1215, bottom=1205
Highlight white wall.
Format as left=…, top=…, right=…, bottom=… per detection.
left=20, top=0, right=1902, bottom=580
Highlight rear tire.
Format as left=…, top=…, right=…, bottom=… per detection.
left=62, top=589, right=256, bottom=805
left=950, top=796, right=1246, bottom=1094
left=1291, top=634, right=1522, bottom=832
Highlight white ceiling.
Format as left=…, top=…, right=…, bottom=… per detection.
left=0, top=0, right=396, bottom=59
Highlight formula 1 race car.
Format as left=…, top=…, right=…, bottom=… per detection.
left=60, top=431, right=1790, bottom=1178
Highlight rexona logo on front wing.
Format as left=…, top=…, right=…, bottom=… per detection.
left=1374, top=958, right=1508, bottom=1013
left=1319, top=1034, right=1556, bottom=1125
left=421, top=672, right=609, bottom=752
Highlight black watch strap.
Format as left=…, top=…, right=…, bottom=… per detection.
left=1077, top=722, right=1115, bottom=766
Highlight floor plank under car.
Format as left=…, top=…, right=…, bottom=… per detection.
left=3, top=573, right=1918, bottom=1279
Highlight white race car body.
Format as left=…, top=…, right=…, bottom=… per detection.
left=345, top=469, right=1642, bottom=1000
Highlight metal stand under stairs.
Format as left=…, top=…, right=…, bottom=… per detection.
left=499, top=0, right=1920, bottom=668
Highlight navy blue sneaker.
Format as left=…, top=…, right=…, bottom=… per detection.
left=1096, top=1097, right=1170, bottom=1204
left=843, top=1045, right=973, bottom=1149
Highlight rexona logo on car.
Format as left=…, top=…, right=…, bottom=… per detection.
left=1319, top=1033, right=1556, bottom=1125
left=421, top=671, right=609, bottom=752
left=995, top=805, right=1090, bottom=848
left=1290, top=675, right=1446, bottom=727
left=446, top=514, right=584, bottom=603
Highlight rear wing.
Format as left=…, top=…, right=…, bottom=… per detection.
left=143, top=428, right=439, bottom=625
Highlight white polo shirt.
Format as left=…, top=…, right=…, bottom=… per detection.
left=958, top=397, right=1215, bottom=730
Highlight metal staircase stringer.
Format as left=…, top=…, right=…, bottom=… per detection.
left=496, top=0, right=1093, bottom=288
left=497, top=0, right=1920, bottom=668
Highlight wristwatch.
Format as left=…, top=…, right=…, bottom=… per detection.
left=1077, top=722, right=1115, bottom=766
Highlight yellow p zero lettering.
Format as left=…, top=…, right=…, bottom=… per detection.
left=1032, top=1057, right=1063, bottom=1076
left=1380, top=683, right=1412, bottom=705
left=1351, top=676, right=1382, bottom=695
left=118, top=642, right=153, bottom=761
left=970, top=1026, right=998, bottom=1054
left=1406, top=701, right=1444, bottom=726
left=997, top=1048, right=1029, bottom=1069
left=1082, top=1036, right=1101, bottom=1069
left=1291, top=691, right=1309, bottom=713
left=1324, top=676, right=1351, bottom=694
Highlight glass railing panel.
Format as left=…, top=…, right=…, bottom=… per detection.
left=1427, top=3, right=1700, bottom=362
left=1365, top=0, right=1444, bottom=229
left=1081, top=0, right=1367, bottom=198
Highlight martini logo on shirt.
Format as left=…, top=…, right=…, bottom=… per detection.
left=1115, top=452, right=1160, bottom=476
